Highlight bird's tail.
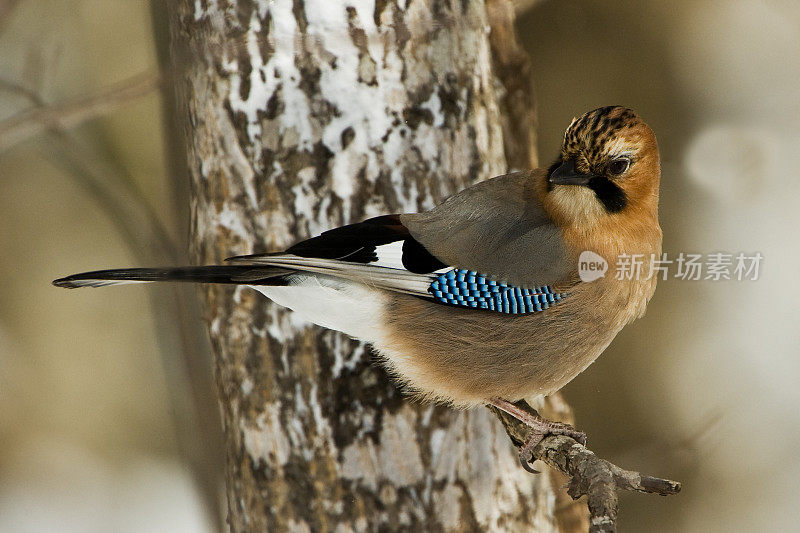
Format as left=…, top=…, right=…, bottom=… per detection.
left=53, top=265, right=293, bottom=289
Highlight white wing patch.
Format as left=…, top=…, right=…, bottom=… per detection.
left=372, top=241, right=449, bottom=273
left=372, top=241, right=405, bottom=269
left=253, top=274, right=387, bottom=343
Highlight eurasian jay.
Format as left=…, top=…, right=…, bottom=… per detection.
left=54, top=106, right=662, bottom=469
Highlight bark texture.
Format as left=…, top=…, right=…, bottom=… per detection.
left=168, top=1, right=561, bottom=530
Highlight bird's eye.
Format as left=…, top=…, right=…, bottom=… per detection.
left=608, top=158, right=631, bottom=175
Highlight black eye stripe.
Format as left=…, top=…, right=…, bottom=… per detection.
left=587, top=177, right=627, bottom=213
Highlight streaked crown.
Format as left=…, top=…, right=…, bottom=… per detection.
left=562, top=106, right=643, bottom=166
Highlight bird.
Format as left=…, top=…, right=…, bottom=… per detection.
left=54, top=106, right=662, bottom=471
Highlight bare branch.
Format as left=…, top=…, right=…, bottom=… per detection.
left=0, top=70, right=161, bottom=151
left=0, top=77, right=40, bottom=103
left=490, top=401, right=681, bottom=533
left=4, top=69, right=222, bottom=530
left=0, top=0, right=22, bottom=34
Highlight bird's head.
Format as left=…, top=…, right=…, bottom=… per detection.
left=542, top=106, right=660, bottom=228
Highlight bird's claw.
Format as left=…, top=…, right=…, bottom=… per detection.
left=488, top=398, right=587, bottom=473
left=518, top=431, right=543, bottom=473
left=556, top=423, right=587, bottom=446
left=517, top=421, right=587, bottom=473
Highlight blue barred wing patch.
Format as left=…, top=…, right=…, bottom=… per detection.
left=428, top=269, right=566, bottom=314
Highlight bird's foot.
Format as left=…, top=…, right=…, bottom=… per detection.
left=489, top=398, right=587, bottom=474
left=516, top=419, right=586, bottom=473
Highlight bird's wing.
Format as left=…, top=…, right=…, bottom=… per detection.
left=279, top=214, right=448, bottom=273
left=400, top=171, right=572, bottom=287
left=228, top=172, right=573, bottom=314
left=226, top=214, right=446, bottom=296
left=229, top=252, right=567, bottom=315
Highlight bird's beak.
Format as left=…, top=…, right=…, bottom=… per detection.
left=548, top=159, right=595, bottom=186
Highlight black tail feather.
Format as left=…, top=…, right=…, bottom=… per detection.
left=53, top=265, right=292, bottom=289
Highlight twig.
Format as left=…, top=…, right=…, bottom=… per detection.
left=0, top=70, right=160, bottom=151
left=0, top=76, right=178, bottom=262
left=0, top=77, right=40, bottom=102
left=2, top=65, right=223, bottom=529
left=0, top=0, right=22, bottom=34
left=489, top=400, right=681, bottom=533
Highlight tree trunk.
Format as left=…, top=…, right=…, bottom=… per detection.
left=168, top=0, right=562, bottom=530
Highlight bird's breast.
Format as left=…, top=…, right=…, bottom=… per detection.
left=374, top=273, right=657, bottom=407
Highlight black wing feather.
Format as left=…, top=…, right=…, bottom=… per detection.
left=401, top=236, right=447, bottom=273
left=275, top=214, right=447, bottom=273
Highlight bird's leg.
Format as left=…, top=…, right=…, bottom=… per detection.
left=489, top=398, right=587, bottom=473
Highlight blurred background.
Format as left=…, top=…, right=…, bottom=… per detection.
left=1, top=0, right=798, bottom=531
